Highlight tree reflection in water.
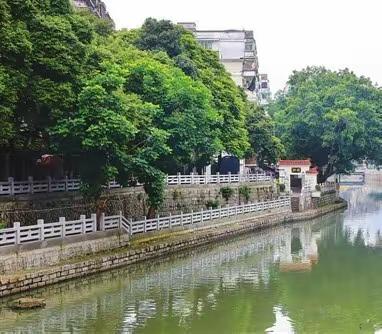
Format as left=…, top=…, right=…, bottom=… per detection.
left=1, top=186, right=382, bottom=333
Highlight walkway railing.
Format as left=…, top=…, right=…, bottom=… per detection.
left=318, top=182, right=337, bottom=193
left=0, top=173, right=272, bottom=196
left=166, top=173, right=271, bottom=185
left=0, top=197, right=291, bottom=247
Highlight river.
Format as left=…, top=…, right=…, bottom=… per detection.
left=1, top=185, right=382, bottom=333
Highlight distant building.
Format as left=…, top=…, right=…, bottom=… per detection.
left=71, top=0, right=112, bottom=20
left=258, top=74, right=271, bottom=105
left=178, top=22, right=270, bottom=104
left=278, top=160, right=318, bottom=194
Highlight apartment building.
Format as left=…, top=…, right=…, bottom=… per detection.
left=178, top=22, right=270, bottom=104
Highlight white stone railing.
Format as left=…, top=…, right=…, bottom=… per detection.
left=0, top=197, right=291, bottom=247
left=0, top=214, right=97, bottom=247
left=318, top=182, right=337, bottom=193
left=0, top=177, right=82, bottom=196
left=166, top=173, right=271, bottom=185
left=0, top=173, right=272, bottom=196
left=124, top=196, right=290, bottom=236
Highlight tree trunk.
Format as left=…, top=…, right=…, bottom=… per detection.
left=318, top=163, right=337, bottom=183
left=147, top=206, right=156, bottom=219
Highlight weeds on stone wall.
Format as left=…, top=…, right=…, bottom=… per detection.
left=239, top=186, right=252, bottom=204
left=220, top=187, right=234, bottom=202
left=205, top=199, right=220, bottom=209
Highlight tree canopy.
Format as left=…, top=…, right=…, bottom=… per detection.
left=135, top=18, right=250, bottom=158
left=0, top=9, right=283, bottom=214
left=0, top=0, right=113, bottom=152
left=246, top=104, right=284, bottom=168
left=271, top=67, right=382, bottom=181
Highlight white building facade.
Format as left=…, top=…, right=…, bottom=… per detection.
left=71, top=0, right=112, bottom=20
left=178, top=23, right=270, bottom=104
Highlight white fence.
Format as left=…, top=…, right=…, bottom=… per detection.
left=0, top=197, right=291, bottom=247
left=166, top=173, right=271, bottom=185
left=318, top=182, right=337, bottom=193
left=125, top=196, right=290, bottom=236
left=0, top=214, right=97, bottom=247
left=0, top=173, right=272, bottom=196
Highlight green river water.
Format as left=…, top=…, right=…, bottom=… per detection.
left=1, top=186, right=382, bottom=333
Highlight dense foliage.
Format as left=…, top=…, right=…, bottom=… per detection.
left=0, top=0, right=113, bottom=152
left=246, top=103, right=284, bottom=168
left=135, top=18, right=250, bottom=158
left=0, top=6, right=281, bottom=213
left=271, top=67, right=382, bottom=181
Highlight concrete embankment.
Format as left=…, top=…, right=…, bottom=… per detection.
left=0, top=200, right=347, bottom=298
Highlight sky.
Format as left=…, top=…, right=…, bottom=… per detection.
left=103, top=0, right=382, bottom=93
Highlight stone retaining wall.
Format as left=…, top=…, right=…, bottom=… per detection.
left=0, top=201, right=347, bottom=298
left=0, top=182, right=274, bottom=226
left=0, top=232, right=129, bottom=274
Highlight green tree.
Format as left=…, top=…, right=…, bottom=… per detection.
left=52, top=64, right=169, bottom=213
left=102, top=32, right=223, bottom=173
left=135, top=18, right=250, bottom=158
left=246, top=103, right=284, bottom=167
left=0, top=0, right=112, bottom=153
left=271, top=67, right=382, bottom=181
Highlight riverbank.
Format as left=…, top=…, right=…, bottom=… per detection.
left=0, top=200, right=347, bottom=298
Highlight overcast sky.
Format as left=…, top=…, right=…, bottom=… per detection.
left=104, top=0, right=382, bottom=93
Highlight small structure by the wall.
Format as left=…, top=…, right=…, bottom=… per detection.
left=278, top=160, right=318, bottom=193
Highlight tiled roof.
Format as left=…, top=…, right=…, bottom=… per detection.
left=279, top=160, right=311, bottom=166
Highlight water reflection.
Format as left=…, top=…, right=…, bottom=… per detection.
left=1, top=186, right=382, bottom=333
left=342, top=185, right=382, bottom=247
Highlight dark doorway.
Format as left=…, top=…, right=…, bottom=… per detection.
left=290, top=175, right=302, bottom=193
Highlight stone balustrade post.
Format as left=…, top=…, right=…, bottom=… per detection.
left=80, top=215, right=86, bottom=234
left=8, top=177, right=14, bottom=196
left=13, top=222, right=20, bottom=245
left=99, top=213, right=105, bottom=231
left=129, top=219, right=133, bottom=236
left=64, top=176, right=69, bottom=192
left=59, top=217, right=66, bottom=237
left=37, top=219, right=44, bottom=241
left=28, top=176, right=34, bottom=194
left=90, top=214, right=97, bottom=232
left=118, top=211, right=123, bottom=229
left=47, top=176, right=52, bottom=193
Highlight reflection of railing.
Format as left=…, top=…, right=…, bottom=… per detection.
left=0, top=197, right=291, bottom=247
left=0, top=173, right=272, bottom=196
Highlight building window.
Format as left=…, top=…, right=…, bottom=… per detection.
left=200, top=40, right=213, bottom=49
left=261, top=82, right=268, bottom=89
left=245, top=42, right=254, bottom=51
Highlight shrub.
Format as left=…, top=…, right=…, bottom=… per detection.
left=205, top=199, right=220, bottom=209
left=220, top=187, right=234, bottom=202
left=239, top=186, right=251, bottom=203
left=315, top=184, right=321, bottom=191
left=173, top=189, right=182, bottom=201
